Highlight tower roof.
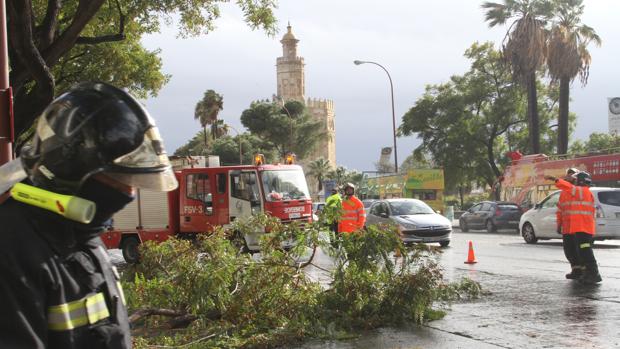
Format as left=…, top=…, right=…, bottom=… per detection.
left=281, top=23, right=297, bottom=42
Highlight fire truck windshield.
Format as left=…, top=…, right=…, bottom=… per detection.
left=261, top=169, right=310, bottom=201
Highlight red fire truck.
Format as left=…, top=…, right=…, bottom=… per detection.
left=500, top=152, right=620, bottom=209
left=100, top=155, right=313, bottom=263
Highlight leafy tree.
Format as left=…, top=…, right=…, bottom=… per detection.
left=400, top=42, right=562, bottom=194
left=399, top=151, right=433, bottom=173
left=547, top=0, right=601, bottom=154
left=9, top=0, right=278, bottom=145
left=240, top=100, right=326, bottom=159
left=569, top=133, right=620, bottom=154
left=174, top=130, right=277, bottom=165
left=307, top=158, right=332, bottom=192
left=482, top=0, right=553, bottom=154
left=194, top=90, right=224, bottom=148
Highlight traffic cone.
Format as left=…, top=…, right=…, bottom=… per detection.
left=464, top=240, right=477, bottom=264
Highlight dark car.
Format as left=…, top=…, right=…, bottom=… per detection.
left=362, top=199, right=377, bottom=209
left=459, top=201, right=522, bottom=233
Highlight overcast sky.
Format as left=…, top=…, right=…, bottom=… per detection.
left=142, top=0, right=620, bottom=172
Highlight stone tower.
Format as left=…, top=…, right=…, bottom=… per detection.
left=275, top=24, right=336, bottom=179
left=277, top=24, right=305, bottom=102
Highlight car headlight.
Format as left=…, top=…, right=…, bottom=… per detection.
left=399, top=222, right=417, bottom=230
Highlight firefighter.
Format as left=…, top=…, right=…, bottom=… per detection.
left=545, top=170, right=601, bottom=284
left=547, top=168, right=582, bottom=280
left=0, top=82, right=178, bottom=348
left=338, top=183, right=366, bottom=233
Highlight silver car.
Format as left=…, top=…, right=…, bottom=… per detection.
left=366, top=199, right=452, bottom=247
left=519, top=187, right=620, bottom=244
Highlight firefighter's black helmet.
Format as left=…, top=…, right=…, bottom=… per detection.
left=21, top=82, right=178, bottom=194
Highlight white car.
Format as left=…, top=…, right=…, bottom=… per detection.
left=519, top=187, right=620, bottom=243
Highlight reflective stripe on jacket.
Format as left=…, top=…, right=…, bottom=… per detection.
left=338, top=196, right=366, bottom=233
left=555, top=178, right=595, bottom=235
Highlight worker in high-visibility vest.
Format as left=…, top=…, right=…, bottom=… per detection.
left=325, top=187, right=342, bottom=233
left=338, top=183, right=366, bottom=233
left=545, top=171, right=601, bottom=284
left=548, top=168, right=583, bottom=279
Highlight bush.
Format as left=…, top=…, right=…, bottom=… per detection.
left=124, top=215, right=481, bottom=348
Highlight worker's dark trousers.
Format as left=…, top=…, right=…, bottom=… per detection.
left=575, top=232, right=598, bottom=270
left=563, top=234, right=582, bottom=267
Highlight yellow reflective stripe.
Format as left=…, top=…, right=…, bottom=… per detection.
left=117, top=281, right=126, bottom=305
left=559, top=201, right=594, bottom=207
left=48, top=293, right=110, bottom=331
left=580, top=243, right=591, bottom=249
left=564, top=210, right=595, bottom=215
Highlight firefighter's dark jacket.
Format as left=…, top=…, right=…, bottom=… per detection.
left=0, top=198, right=131, bottom=348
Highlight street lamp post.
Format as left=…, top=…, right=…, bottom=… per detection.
left=353, top=60, right=398, bottom=173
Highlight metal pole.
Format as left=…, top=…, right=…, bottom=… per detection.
left=0, top=0, right=12, bottom=165
left=354, top=60, right=398, bottom=173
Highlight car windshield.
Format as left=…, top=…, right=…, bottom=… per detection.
left=389, top=200, right=435, bottom=215
left=261, top=169, right=311, bottom=201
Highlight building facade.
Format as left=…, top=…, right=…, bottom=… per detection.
left=275, top=24, right=336, bottom=171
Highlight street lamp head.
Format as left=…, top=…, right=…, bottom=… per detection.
left=353, top=60, right=365, bottom=65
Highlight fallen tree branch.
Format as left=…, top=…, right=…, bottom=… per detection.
left=129, top=308, right=190, bottom=325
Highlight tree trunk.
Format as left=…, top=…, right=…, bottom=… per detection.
left=526, top=72, right=541, bottom=154
left=557, top=77, right=570, bottom=155
left=203, top=126, right=208, bottom=152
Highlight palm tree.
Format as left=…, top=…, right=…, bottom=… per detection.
left=211, top=119, right=230, bottom=139
left=307, top=158, right=332, bottom=192
left=547, top=0, right=601, bottom=154
left=194, top=90, right=223, bottom=149
left=483, top=0, right=553, bottom=154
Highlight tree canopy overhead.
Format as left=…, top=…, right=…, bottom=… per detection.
left=9, top=0, right=279, bottom=145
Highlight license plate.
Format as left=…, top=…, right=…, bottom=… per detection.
left=289, top=212, right=301, bottom=219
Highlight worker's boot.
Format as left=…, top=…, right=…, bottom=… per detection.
left=565, top=265, right=584, bottom=280
left=579, top=264, right=602, bottom=285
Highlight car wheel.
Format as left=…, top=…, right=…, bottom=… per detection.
left=522, top=223, right=538, bottom=244
left=121, top=236, right=141, bottom=264
left=439, top=240, right=450, bottom=247
left=460, top=219, right=469, bottom=232
left=486, top=220, right=495, bottom=234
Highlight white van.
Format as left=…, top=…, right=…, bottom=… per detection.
left=519, top=187, right=620, bottom=243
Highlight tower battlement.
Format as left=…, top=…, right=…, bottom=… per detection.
left=276, top=57, right=305, bottom=65
left=306, top=98, right=334, bottom=111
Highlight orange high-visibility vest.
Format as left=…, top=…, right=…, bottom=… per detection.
left=338, top=196, right=366, bottom=233
left=556, top=189, right=573, bottom=234
left=555, top=178, right=595, bottom=235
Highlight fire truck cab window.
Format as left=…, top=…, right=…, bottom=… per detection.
left=231, top=172, right=260, bottom=203
left=186, top=174, right=213, bottom=215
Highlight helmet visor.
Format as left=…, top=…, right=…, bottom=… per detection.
left=107, top=126, right=178, bottom=191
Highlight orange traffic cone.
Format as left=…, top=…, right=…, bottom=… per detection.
left=464, top=240, right=477, bottom=264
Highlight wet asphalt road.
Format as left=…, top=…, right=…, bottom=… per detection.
left=111, top=228, right=620, bottom=348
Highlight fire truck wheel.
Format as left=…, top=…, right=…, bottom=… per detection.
left=521, top=223, right=538, bottom=244
left=122, top=236, right=141, bottom=264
